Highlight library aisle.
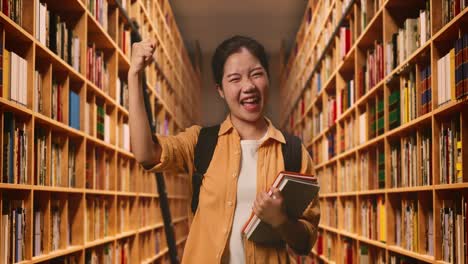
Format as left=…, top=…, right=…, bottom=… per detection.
left=0, top=0, right=467, bottom=263
left=282, top=0, right=468, bottom=263
left=0, top=0, right=199, bottom=263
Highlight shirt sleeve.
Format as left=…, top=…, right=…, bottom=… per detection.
left=297, top=144, right=321, bottom=254
left=146, top=125, right=201, bottom=174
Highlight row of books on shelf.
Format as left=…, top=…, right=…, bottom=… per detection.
left=35, top=0, right=81, bottom=72
left=385, top=1, right=431, bottom=76
left=87, top=43, right=109, bottom=92
left=51, top=81, right=64, bottom=122
left=359, top=0, right=383, bottom=32
left=339, top=157, right=356, bottom=192
left=86, top=197, right=110, bottom=242
left=361, top=148, right=385, bottom=190
left=1, top=198, right=26, bottom=263
left=361, top=41, right=384, bottom=95
left=360, top=197, right=386, bottom=242
left=340, top=118, right=356, bottom=152
left=323, top=199, right=337, bottom=228
left=85, top=150, right=111, bottom=190
left=439, top=117, right=463, bottom=184
left=1, top=0, right=23, bottom=26
left=440, top=194, right=467, bottom=263
left=2, top=112, right=28, bottom=184
left=368, top=97, right=385, bottom=138
left=35, top=129, right=78, bottom=187
left=394, top=199, right=433, bottom=255
left=33, top=200, right=71, bottom=257
left=438, top=34, right=468, bottom=105
left=87, top=0, right=108, bottom=31
left=390, top=132, right=433, bottom=188
left=116, top=77, right=129, bottom=110
left=86, top=244, right=114, bottom=264
left=359, top=245, right=385, bottom=264
left=339, top=23, right=352, bottom=60
left=1, top=48, right=28, bottom=107
left=118, top=25, right=131, bottom=57
left=442, top=0, right=468, bottom=26
left=337, top=79, right=355, bottom=117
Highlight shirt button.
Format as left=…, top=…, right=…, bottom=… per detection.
left=224, top=228, right=228, bottom=234
left=232, top=172, right=237, bottom=178
left=216, top=253, right=220, bottom=259
left=227, top=201, right=233, bottom=206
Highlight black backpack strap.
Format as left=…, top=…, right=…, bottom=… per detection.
left=191, top=125, right=220, bottom=214
left=281, top=132, right=302, bottom=173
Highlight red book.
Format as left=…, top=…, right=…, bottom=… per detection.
left=316, top=232, right=323, bottom=255
left=2, top=0, right=9, bottom=17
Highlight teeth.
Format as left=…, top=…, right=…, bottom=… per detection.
left=242, top=97, right=259, bottom=104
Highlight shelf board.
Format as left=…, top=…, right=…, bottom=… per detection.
left=433, top=99, right=468, bottom=117
left=0, top=98, right=34, bottom=117
left=340, top=230, right=359, bottom=240
left=357, top=235, right=387, bottom=249
left=176, top=236, right=188, bottom=246
left=34, top=185, right=84, bottom=193
left=386, top=245, right=435, bottom=263
left=138, top=192, right=159, bottom=198
left=434, top=182, right=468, bottom=190
left=386, top=185, right=433, bottom=193
left=336, top=104, right=356, bottom=124
left=432, top=7, right=468, bottom=43
left=138, top=222, right=164, bottom=234
left=386, top=112, right=432, bottom=139
left=116, top=191, right=138, bottom=197
left=357, top=189, right=386, bottom=195
left=85, top=236, right=116, bottom=249
left=114, top=230, right=138, bottom=240
left=86, top=11, right=116, bottom=51
left=318, top=224, right=340, bottom=235
left=319, top=193, right=339, bottom=198
left=0, top=183, right=33, bottom=190
left=338, top=191, right=358, bottom=197
left=35, top=41, right=86, bottom=84
left=173, top=216, right=188, bottom=224
left=85, top=189, right=116, bottom=196
left=34, top=112, right=85, bottom=138
left=31, top=245, right=83, bottom=263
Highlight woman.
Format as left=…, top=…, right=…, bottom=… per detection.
left=128, top=35, right=320, bottom=263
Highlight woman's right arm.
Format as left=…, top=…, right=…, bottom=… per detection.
left=128, top=40, right=161, bottom=168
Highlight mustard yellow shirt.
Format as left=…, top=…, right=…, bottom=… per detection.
left=149, top=116, right=320, bottom=264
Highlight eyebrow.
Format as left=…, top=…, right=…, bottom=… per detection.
left=249, top=67, right=264, bottom=73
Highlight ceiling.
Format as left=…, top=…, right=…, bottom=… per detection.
left=169, top=0, right=308, bottom=55
left=169, top=0, right=308, bottom=126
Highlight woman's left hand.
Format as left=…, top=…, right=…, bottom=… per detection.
left=253, top=188, right=288, bottom=228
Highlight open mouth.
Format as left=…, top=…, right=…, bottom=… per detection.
left=240, top=96, right=261, bottom=112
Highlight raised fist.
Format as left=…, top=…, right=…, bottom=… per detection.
left=129, top=39, right=157, bottom=74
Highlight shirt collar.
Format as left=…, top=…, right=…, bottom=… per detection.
left=218, top=115, right=286, bottom=144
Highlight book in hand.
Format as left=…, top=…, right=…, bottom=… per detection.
left=242, top=171, right=319, bottom=245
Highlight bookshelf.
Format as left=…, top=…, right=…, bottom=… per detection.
left=0, top=0, right=198, bottom=262
left=282, top=0, right=468, bottom=263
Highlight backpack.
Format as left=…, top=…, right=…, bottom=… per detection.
left=191, top=125, right=302, bottom=214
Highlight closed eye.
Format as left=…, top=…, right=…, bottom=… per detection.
left=252, top=72, right=263, bottom=78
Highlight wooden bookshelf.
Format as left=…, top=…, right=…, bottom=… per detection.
left=282, top=0, right=468, bottom=263
left=0, top=0, right=198, bottom=263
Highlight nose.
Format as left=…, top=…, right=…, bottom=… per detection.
left=242, top=78, right=256, bottom=93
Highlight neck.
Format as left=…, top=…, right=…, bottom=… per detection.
left=230, top=114, right=268, bottom=140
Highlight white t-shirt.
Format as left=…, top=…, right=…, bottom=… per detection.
left=228, top=133, right=267, bottom=264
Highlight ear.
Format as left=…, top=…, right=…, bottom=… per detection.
left=216, top=84, right=225, bottom=99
